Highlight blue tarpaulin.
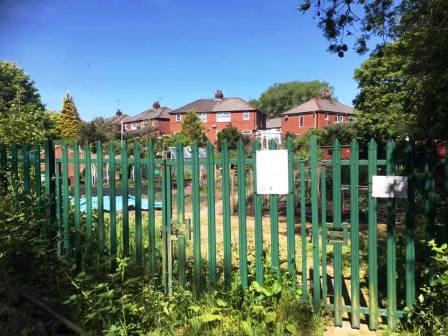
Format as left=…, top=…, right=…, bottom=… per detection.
left=71, top=195, right=162, bottom=212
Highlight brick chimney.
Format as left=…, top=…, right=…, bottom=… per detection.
left=321, top=89, right=331, bottom=99
left=214, top=89, right=224, bottom=100
left=153, top=101, right=161, bottom=109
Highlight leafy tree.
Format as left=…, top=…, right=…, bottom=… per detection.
left=0, top=61, right=49, bottom=144
left=216, top=125, right=247, bottom=150
left=45, top=110, right=63, bottom=140
left=180, top=110, right=207, bottom=146
left=78, top=117, right=117, bottom=143
left=251, top=81, right=333, bottom=117
left=298, top=0, right=401, bottom=56
left=58, top=92, right=81, bottom=141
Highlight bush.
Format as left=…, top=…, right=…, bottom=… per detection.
left=402, top=241, right=448, bottom=335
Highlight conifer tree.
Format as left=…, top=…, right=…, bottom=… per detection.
left=58, top=92, right=81, bottom=140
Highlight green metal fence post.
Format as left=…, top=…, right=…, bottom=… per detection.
left=269, top=140, right=280, bottom=278
left=84, top=144, right=93, bottom=243
left=253, top=140, right=264, bottom=285
left=147, top=140, right=156, bottom=275
left=206, top=142, right=217, bottom=285
left=350, top=139, right=360, bottom=328
left=367, top=139, right=379, bottom=330
left=286, top=137, right=296, bottom=288
left=386, top=140, right=397, bottom=330
left=238, top=140, right=249, bottom=289
left=44, top=140, right=56, bottom=242
left=405, top=141, right=416, bottom=307
left=55, top=161, right=62, bottom=257
left=332, top=140, right=342, bottom=327
left=62, top=143, right=70, bottom=256
left=73, top=144, right=81, bottom=268
left=310, top=135, right=320, bottom=309
left=192, top=141, right=201, bottom=290
left=97, top=141, right=104, bottom=255
left=222, top=141, right=232, bottom=285
left=33, top=145, right=41, bottom=199
left=176, top=142, right=187, bottom=286
left=424, top=145, right=436, bottom=242
left=300, top=161, right=307, bottom=297
left=134, top=142, right=143, bottom=267
left=121, top=141, right=129, bottom=257
left=109, top=142, right=117, bottom=271
left=320, top=165, right=328, bottom=303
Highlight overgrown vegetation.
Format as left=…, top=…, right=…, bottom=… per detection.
left=0, top=191, right=324, bottom=335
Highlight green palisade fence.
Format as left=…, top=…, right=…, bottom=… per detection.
left=1, top=136, right=448, bottom=332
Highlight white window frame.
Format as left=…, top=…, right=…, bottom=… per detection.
left=242, top=130, right=252, bottom=136
left=216, top=112, right=231, bottom=122
left=176, top=114, right=181, bottom=122
left=243, top=111, right=250, bottom=120
left=131, top=122, right=137, bottom=130
left=324, top=113, right=329, bottom=120
left=198, top=113, right=207, bottom=123
left=336, top=115, right=344, bottom=123
left=299, top=115, right=304, bottom=128
left=151, top=120, right=156, bottom=127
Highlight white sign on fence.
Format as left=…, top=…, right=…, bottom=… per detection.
left=372, top=176, right=408, bottom=198
left=256, top=150, right=289, bottom=194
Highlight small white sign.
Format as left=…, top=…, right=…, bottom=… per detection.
left=256, top=150, right=289, bottom=194
left=372, top=176, right=408, bottom=198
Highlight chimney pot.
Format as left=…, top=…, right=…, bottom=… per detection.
left=116, top=108, right=123, bottom=116
left=214, top=89, right=224, bottom=99
left=153, top=101, right=161, bottom=109
left=321, top=89, right=331, bottom=99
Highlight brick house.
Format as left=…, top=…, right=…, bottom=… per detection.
left=169, top=90, right=266, bottom=143
left=281, top=93, right=354, bottom=137
left=123, top=101, right=172, bottom=137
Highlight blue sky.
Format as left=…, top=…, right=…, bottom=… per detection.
left=1, top=0, right=372, bottom=121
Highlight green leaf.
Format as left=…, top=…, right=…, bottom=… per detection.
left=286, top=323, right=298, bottom=335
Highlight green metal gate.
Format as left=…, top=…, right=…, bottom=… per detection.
left=1, top=137, right=447, bottom=331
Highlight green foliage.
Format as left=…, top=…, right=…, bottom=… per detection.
left=0, top=61, right=51, bottom=144
left=180, top=110, right=208, bottom=146
left=58, top=92, right=81, bottom=141
left=66, top=264, right=323, bottom=336
left=353, top=43, right=418, bottom=142
left=402, top=241, right=448, bottom=336
left=79, top=117, right=118, bottom=143
left=0, top=192, right=72, bottom=335
left=251, top=81, right=333, bottom=117
left=216, top=125, right=249, bottom=150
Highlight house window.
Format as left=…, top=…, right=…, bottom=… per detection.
left=151, top=120, right=156, bottom=127
left=132, top=122, right=137, bottom=130
left=242, top=130, right=252, bottom=136
left=336, top=115, right=344, bottom=123
left=324, top=113, right=329, bottom=120
left=198, top=113, right=207, bottom=123
left=216, top=112, right=231, bottom=122
left=299, top=115, right=304, bottom=128
left=243, top=111, right=250, bottom=120
left=176, top=114, right=181, bottom=122
left=143, top=121, right=148, bottom=127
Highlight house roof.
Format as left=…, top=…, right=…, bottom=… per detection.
left=170, top=97, right=258, bottom=114
left=266, top=117, right=281, bottom=129
left=282, top=98, right=354, bottom=116
left=125, top=106, right=172, bottom=123
left=106, top=109, right=129, bottom=124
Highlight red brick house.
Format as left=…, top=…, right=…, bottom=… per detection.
left=123, top=101, right=172, bottom=137
left=169, top=90, right=266, bottom=143
left=281, top=93, right=354, bottom=137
